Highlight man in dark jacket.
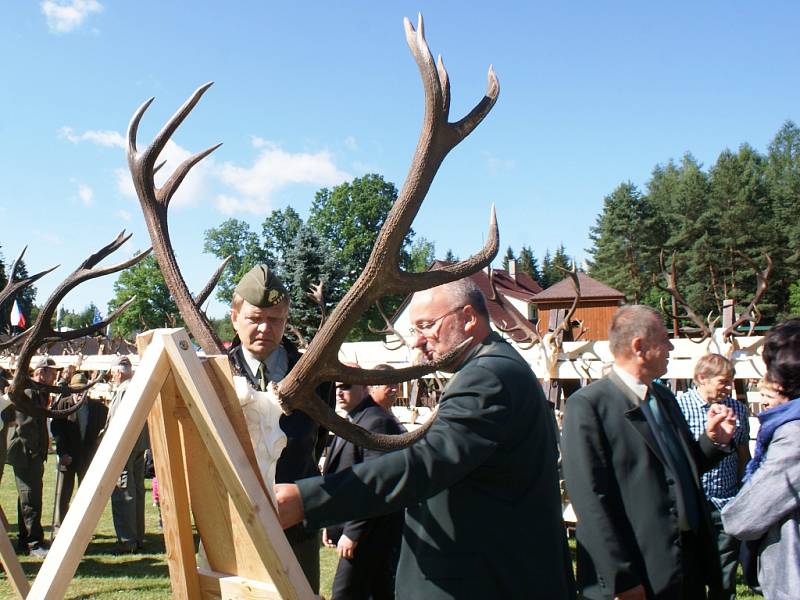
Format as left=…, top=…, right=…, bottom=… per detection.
left=228, top=264, right=332, bottom=594
left=6, top=356, right=56, bottom=558
left=276, top=279, right=576, bottom=599
left=562, top=305, right=736, bottom=599
left=50, top=372, right=108, bottom=536
left=323, top=368, right=405, bottom=600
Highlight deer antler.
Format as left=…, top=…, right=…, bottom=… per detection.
left=657, top=251, right=714, bottom=342
left=127, top=83, right=225, bottom=355
left=125, top=15, right=499, bottom=451
left=487, top=268, right=542, bottom=350
left=551, top=262, right=581, bottom=347
left=307, top=281, right=326, bottom=329
left=367, top=301, right=409, bottom=351
left=4, top=232, right=150, bottom=417
left=722, top=253, right=772, bottom=341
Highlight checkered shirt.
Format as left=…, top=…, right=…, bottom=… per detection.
left=676, top=387, right=750, bottom=510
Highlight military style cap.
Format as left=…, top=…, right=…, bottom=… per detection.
left=112, top=355, right=132, bottom=368
left=70, top=372, right=89, bottom=386
left=234, top=265, right=288, bottom=308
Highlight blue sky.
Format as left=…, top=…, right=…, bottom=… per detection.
left=1, top=2, right=798, bottom=319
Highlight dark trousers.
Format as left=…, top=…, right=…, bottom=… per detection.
left=111, top=449, right=145, bottom=545
left=678, top=530, right=711, bottom=600
left=13, top=456, right=45, bottom=549
left=331, top=533, right=398, bottom=600
left=285, top=526, right=320, bottom=594
left=53, top=462, right=88, bottom=534
left=709, top=507, right=740, bottom=600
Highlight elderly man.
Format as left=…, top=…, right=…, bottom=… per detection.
left=228, top=264, right=332, bottom=594
left=107, top=355, right=148, bottom=554
left=368, top=364, right=399, bottom=415
left=50, top=372, right=109, bottom=537
left=562, top=305, right=736, bottom=600
left=6, top=356, right=56, bottom=558
left=276, top=279, right=576, bottom=599
left=323, top=366, right=405, bottom=600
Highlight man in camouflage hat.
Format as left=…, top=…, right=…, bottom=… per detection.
left=228, top=264, right=332, bottom=593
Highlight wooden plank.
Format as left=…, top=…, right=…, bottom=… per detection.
left=148, top=372, right=201, bottom=600
left=160, top=329, right=314, bottom=600
left=0, top=506, right=29, bottom=599
left=27, top=332, right=172, bottom=600
left=197, top=568, right=283, bottom=600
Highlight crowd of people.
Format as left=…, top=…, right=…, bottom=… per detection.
left=1, top=263, right=798, bottom=600
left=0, top=354, right=150, bottom=559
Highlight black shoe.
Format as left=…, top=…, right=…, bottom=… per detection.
left=112, top=542, right=138, bottom=555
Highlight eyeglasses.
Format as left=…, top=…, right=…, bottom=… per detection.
left=409, top=306, right=464, bottom=336
left=336, top=384, right=352, bottom=391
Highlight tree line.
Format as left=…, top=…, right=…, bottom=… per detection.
left=588, top=120, right=800, bottom=324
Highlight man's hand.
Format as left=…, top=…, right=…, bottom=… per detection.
left=59, top=454, right=72, bottom=467
left=274, top=483, right=305, bottom=529
left=322, top=528, right=336, bottom=548
left=615, top=584, right=646, bottom=600
left=706, top=403, right=735, bottom=445
left=336, top=534, right=357, bottom=560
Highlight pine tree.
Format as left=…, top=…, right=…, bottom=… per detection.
left=501, top=246, right=515, bottom=271
left=517, top=245, right=541, bottom=283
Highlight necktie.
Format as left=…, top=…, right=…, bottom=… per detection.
left=257, top=362, right=267, bottom=392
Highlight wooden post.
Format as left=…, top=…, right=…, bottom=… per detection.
left=0, top=506, right=30, bottom=599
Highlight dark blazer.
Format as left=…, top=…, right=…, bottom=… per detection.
left=50, top=395, right=108, bottom=476
left=562, top=370, right=726, bottom=599
left=6, top=389, right=49, bottom=467
left=324, top=395, right=405, bottom=545
left=298, top=332, right=576, bottom=600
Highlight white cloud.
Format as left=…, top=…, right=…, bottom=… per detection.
left=59, top=126, right=124, bottom=148
left=117, top=209, right=131, bottom=221
left=485, top=153, right=516, bottom=175
left=41, top=0, right=103, bottom=34
left=344, top=136, right=358, bottom=151
left=216, top=140, right=350, bottom=215
left=78, top=183, right=93, bottom=206
left=115, top=139, right=215, bottom=208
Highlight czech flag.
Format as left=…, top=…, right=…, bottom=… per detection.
left=10, top=299, right=25, bottom=328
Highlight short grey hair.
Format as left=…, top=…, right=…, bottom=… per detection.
left=608, top=304, right=664, bottom=358
left=437, top=278, right=489, bottom=320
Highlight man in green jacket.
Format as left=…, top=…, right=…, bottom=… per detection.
left=276, top=279, right=575, bottom=599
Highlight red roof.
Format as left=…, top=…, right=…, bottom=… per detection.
left=532, top=272, right=625, bottom=302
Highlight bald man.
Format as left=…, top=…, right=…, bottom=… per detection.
left=276, top=279, right=575, bottom=599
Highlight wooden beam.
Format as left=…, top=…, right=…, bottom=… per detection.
left=27, top=332, right=172, bottom=600
left=159, top=329, right=314, bottom=600
left=148, top=372, right=201, bottom=599
left=0, top=506, right=29, bottom=599
left=197, top=568, right=282, bottom=600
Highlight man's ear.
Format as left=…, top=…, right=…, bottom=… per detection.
left=230, top=309, right=239, bottom=332
left=630, top=336, right=644, bottom=359
left=462, top=305, right=479, bottom=334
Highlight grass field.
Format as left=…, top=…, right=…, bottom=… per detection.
left=0, top=460, right=760, bottom=599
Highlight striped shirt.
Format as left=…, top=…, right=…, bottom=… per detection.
left=676, top=387, right=750, bottom=510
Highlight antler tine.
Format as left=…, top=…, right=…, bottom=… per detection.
left=0, top=246, right=59, bottom=308
left=722, top=253, right=772, bottom=340
left=127, top=83, right=225, bottom=356
left=307, top=281, right=326, bottom=328
left=195, top=255, right=233, bottom=308
left=5, top=235, right=149, bottom=418
left=552, top=262, right=581, bottom=341
left=0, top=329, right=30, bottom=351
left=41, top=296, right=138, bottom=343
left=286, top=324, right=308, bottom=350
left=367, top=300, right=407, bottom=342
left=487, top=263, right=542, bottom=348
left=656, top=250, right=712, bottom=340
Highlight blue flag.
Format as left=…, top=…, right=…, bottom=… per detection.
left=92, top=307, right=102, bottom=325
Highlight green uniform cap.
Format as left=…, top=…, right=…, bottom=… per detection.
left=234, top=265, right=288, bottom=308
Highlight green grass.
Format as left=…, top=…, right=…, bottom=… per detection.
left=0, top=462, right=761, bottom=598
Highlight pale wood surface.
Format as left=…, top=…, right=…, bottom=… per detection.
left=197, top=568, right=283, bottom=600
left=27, top=331, right=171, bottom=599
left=148, top=371, right=202, bottom=599
left=160, top=329, right=314, bottom=600
left=0, top=506, right=30, bottom=599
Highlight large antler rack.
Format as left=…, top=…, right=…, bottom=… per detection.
left=126, top=14, right=499, bottom=451
left=657, top=251, right=717, bottom=343
left=550, top=263, right=584, bottom=348
left=4, top=232, right=150, bottom=418
left=721, top=252, right=772, bottom=341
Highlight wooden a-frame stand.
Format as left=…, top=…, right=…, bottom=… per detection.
left=3, top=328, right=314, bottom=599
